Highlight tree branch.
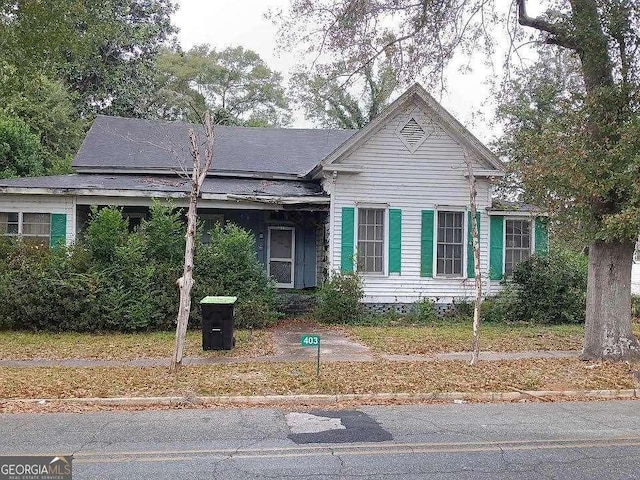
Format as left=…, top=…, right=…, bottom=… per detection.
left=516, top=0, right=579, bottom=51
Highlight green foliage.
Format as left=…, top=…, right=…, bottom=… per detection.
left=0, top=0, right=177, bottom=118
left=0, top=112, right=44, bottom=178
left=480, top=286, right=519, bottom=324
left=150, top=45, right=291, bottom=126
left=314, top=272, right=363, bottom=324
left=0, top=206, right=275, bottom=332
left=85, top=206, right=129, bottom=264
left=193, top=223, right=276, bottom=328
left=632, top=296, right=640, bottom=320
left=405, top=298, right=438, bottom=324
left=289, top=58, right=398, bottom=129
left=0, top=67, right=84, bottom=171
left=481, top=248, right=588, bottom=325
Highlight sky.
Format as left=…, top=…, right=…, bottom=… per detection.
left=172, top=0, right=538, bottom=143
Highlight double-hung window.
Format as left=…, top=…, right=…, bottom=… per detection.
left=357, top=208, right=384, bottom=274
left=0, top=212, right=51, bottom=246
left=436, top=211, right=464, bottom=276
left=505, top=219, right=531, bottom=276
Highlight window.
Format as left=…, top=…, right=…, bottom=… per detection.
left=0, top=212, right=19, bottom=236
left=357, top=208, right=384, bottom=273
left=436, top=211, right=464, bottom=276
left=505, top=219, right=532, bottom=276
left=0, top=212, right=51, bottom=245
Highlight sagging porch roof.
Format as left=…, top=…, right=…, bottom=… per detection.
left=0, top=174, right=328, bottom=204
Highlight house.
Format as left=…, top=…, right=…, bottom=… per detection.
left=0, top=84, right=548, bottom=310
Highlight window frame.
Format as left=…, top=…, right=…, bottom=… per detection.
left=503, top=217, right=534, bottom=277
left=0, top=211, right=52, bottom=245
left=434, top=208, right=467, bottom=278
left=355, top=205, right=388, bottom=276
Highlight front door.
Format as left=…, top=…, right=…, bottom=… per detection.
left=268, top=227, right=295, bottom=288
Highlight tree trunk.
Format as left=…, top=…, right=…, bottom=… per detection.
left=466, top=156, right=483, bottom=365
left=581, top=240, right=640, bottom=361
left=169, top=112, right=214, bottom=374
left=170, top=183, right=198, bottom=372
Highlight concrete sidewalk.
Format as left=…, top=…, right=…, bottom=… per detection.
left=0, top=350, right=579, bottom=368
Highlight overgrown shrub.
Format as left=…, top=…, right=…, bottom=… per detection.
left=314, top=272, right=363, bottom=324
left=480, top=286, right=518, bottom=323
left=481, top=248, right=588, bottom=324
left=193, top=223, right=276, bottom=329
left=406, top=298, right=438, bottom=323
left=509, top=248, right=587, bottom=324
left=0, top=204, right=276, bottom=332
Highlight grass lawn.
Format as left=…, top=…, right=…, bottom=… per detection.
left=0, top=330, right=275, bottom=360
left=0, top=359, right=633, bottom=401
left=345, top=322, right=640, bottom=354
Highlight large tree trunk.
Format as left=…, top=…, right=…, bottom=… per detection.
left=582, top=241, right=640, bottom=361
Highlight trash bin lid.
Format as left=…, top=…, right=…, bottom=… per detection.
left=200, top=296, right=238, bottom=304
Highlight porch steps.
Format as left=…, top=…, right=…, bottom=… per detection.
left=275, top=292, right=317, bottom=316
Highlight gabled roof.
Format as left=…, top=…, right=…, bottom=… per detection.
left=73, top=116, right=356, bottom=178
left=310, top=83, right=505, bottom=178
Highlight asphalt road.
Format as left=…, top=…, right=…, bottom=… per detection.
left=2, top=400, right=640, bottom=479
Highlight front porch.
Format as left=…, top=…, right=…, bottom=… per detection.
left=75, top=204, right=327, bottom=289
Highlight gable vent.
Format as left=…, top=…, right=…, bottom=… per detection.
left=399, top=118, right=426, bottom=147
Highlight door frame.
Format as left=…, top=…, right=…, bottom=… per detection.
left=267, top=226, right=295, bottom=288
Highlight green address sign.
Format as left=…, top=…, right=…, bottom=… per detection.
left=300, top=334, right=320, bottom=347
left=300, top=334, right=321, bottom=376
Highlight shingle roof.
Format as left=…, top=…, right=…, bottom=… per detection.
left=0, top=174, right=325, bottom=198
left=72, top=116, right=357, bottom=177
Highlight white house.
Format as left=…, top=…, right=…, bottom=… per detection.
left=0, top=84, right=548, bottom=309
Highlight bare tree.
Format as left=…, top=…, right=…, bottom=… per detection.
left=465, top=151, right=483, bottom=365
left=170, top=112, right=214, bottom=373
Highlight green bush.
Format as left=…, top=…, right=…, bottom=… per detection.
left=193, top=223, right=276, bottom=329
left=480, top=286, right=518, bottom=323
left=314, top=272, right=363, bottom=324
left=0, top=206, right=276, bottom=332
left=510, top=248, right=587, bottom=324
left=406, top=298, right=438, bottom=323
left=480, top=248, right=588, bottom=324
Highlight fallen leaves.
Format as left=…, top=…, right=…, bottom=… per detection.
left=0, top=359, right=633, bottom=403
left=0, top=329, right=275, bottom=360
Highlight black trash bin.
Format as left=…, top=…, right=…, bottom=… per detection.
left=200, top=296, right=237, bottom=350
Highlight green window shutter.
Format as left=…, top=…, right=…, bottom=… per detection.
left=489, top=215, right=504, bottom=280
left=535, top=217, right=549, bottom=256
left=420, top=210, right=434, bottom=277
left=340, top=207, right=355, bottom=272
left=388, top=208, right=402, bottom=274
left=49, top=213, right=67, bottom=248
left=467, top=211, right=481, bottom=278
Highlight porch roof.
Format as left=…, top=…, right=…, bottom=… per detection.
left=0, top=174, right=327, bottom=200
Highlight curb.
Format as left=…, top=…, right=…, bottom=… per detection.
left=1, top=389, right=638, bottom=407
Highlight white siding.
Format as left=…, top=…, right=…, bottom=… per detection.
left=325, top=101, right=496, bottom=304
left=633, top=263, right=640, bottom=296
left=0, top=194, right=76, bottom=245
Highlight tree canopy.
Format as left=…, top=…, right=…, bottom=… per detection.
left=150, top=45, right=291, bottom=126
left=0, top=0, right=177, bottom=118
left=290, top=59, right=399, bottom=129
